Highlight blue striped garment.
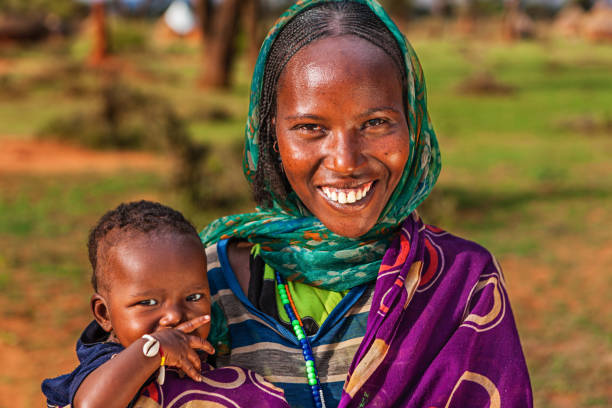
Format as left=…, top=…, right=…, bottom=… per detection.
left=206, top=239, right=374, bottom=408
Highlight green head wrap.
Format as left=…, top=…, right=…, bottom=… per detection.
left=201, top=0, right=441, bottom=291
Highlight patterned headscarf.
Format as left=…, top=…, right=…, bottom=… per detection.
left=201, top=0, right=441, bottom=291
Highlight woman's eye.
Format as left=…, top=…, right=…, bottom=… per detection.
left=138, top=299, right=157, bottom=306
left=294, top=124, right=323, bottom=132
left=186, top=293, right=203, bottom=302
left=363, top=118, right=387, bottom=128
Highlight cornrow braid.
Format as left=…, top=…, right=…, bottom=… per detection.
left=87, top=200, right=200, bottom=292
left=253, top=1, right=408, bottom=207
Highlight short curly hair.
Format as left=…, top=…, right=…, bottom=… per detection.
left=87, top=200, right=200, bottom=293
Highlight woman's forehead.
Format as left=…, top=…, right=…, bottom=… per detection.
left=280, top=35, right=400, bottom=83
left=277, top=36, right=404, bottom=112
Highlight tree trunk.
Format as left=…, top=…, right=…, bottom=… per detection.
left=201, top=0, right=241, bottom=88
left=89, top=2, right=108, bottom=66
left=244, top=0, right=261, bottom=71
left=385, top=0, right=410, bottom=21
left=429, top=0, right=448, bottom=37
left=456, top=0, right=477, bottom=35
left=195, top=0, right=213, bottom=49
left=502, top=0, right=521, bottom=41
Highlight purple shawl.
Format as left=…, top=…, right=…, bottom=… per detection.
left=134, top=364, right=289, bottom=407
left=339, top=213, right=533, bottom=407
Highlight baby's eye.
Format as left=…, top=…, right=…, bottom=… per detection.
left=138, top=299, right=157, bottom=306
left=186, top=293, right=204, bottom=302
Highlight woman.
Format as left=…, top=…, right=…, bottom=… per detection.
left=201, top=1, right=532, bottom=407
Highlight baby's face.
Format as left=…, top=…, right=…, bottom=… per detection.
left=101, top=232, right=211, bottom=347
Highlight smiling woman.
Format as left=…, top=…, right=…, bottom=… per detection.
left=200, top=1, right=533, bottom=407
left=275, top=35, right=410, bottom=238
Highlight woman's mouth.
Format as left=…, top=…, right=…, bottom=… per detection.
left=320, top=181, right=374, bottom=204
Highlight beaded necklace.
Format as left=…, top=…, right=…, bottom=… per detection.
left=275, top=271, right=327, bottom=408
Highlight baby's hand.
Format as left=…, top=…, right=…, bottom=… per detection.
left=150, top=315, right=215, bottom=382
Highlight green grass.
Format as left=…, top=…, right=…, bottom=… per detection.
left=1, top=20, right=611, bottom=407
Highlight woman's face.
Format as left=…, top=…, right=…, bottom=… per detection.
left=275, top=35, right=410, bottom=238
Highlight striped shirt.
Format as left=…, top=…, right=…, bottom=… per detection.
left=206, top=239, right=374, bottom=408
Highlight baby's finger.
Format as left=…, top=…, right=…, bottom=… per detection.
left=176, top=315, right=210, bottom=334
left=178, top=356, right=205, bottom=383
left=188, top=335, right=215, bottom=355
left=184, top=348, right=203, bottom=378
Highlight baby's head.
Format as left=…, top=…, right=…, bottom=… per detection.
left=88, top=200, right=210, bottom=348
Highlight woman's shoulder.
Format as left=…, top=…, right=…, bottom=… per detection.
left=418, top=222, right=502, bottom=283
left=205, top=239, right=253, bottom=296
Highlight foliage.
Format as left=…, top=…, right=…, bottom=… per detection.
left=108, top=19, right=149, bottom=53
left=0, top=0, right=87, bottom=19
left=37, top=72, right=247, bottom=210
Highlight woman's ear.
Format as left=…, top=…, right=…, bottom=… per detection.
left=91, top=294, right=113, bottom=333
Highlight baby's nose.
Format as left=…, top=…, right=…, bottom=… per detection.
left=159, top=304, right=184, bottom=328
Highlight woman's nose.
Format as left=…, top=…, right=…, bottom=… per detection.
left=324, top=128, right=365, bottom=174
left=159, top=304, right=184, bottom=328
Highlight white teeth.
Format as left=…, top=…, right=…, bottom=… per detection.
left=320, top=182, right=373, bottom=204
left=347, top=191, right=356, bottom=203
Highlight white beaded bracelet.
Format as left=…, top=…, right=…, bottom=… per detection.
left=141, top=334, right=160, bottom=357
left=141, top=334, right=165, bottom=385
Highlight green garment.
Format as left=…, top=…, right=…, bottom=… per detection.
left=267, top=264, right=349, bottom=327
left=201, top=0, right=441, bottom=291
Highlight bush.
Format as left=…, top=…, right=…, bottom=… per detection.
left=38, top=77, right=245, bottom=210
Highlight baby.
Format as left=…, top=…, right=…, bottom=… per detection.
left=42, top=200, right=288, bottom=408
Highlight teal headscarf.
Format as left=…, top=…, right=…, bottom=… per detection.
left=201, top=0, right=441, bottom=291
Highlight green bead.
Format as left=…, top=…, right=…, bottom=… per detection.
left=306, top=360, right=315, bottom=367
left=308, top=378, right=318, bottom=386
left=297, top=332, right=305, bottom=340
left=277, top=284, right=285, bottom=291
left=291, top=319, right=300, bottom=326
left=306, top=366, right=315, bottom=374
left=307, top=372, right=317, bottom=380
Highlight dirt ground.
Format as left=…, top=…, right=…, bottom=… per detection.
left=0, top=139, right=169, bottom=174
left=1, top=139, right=610, bottom=407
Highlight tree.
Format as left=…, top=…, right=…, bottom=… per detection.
left=89, top=1, right=108, bottom=66
left=198, top=0, right=262, bottom=89
left=200, top=0, right=241, bottom=88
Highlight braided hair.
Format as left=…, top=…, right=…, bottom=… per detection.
left=87, top=200, right=200, bottom=292
left=253, top=1, right=408, bottom=207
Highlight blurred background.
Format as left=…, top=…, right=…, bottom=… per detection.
left=0, top=0, right=610, bottom=406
